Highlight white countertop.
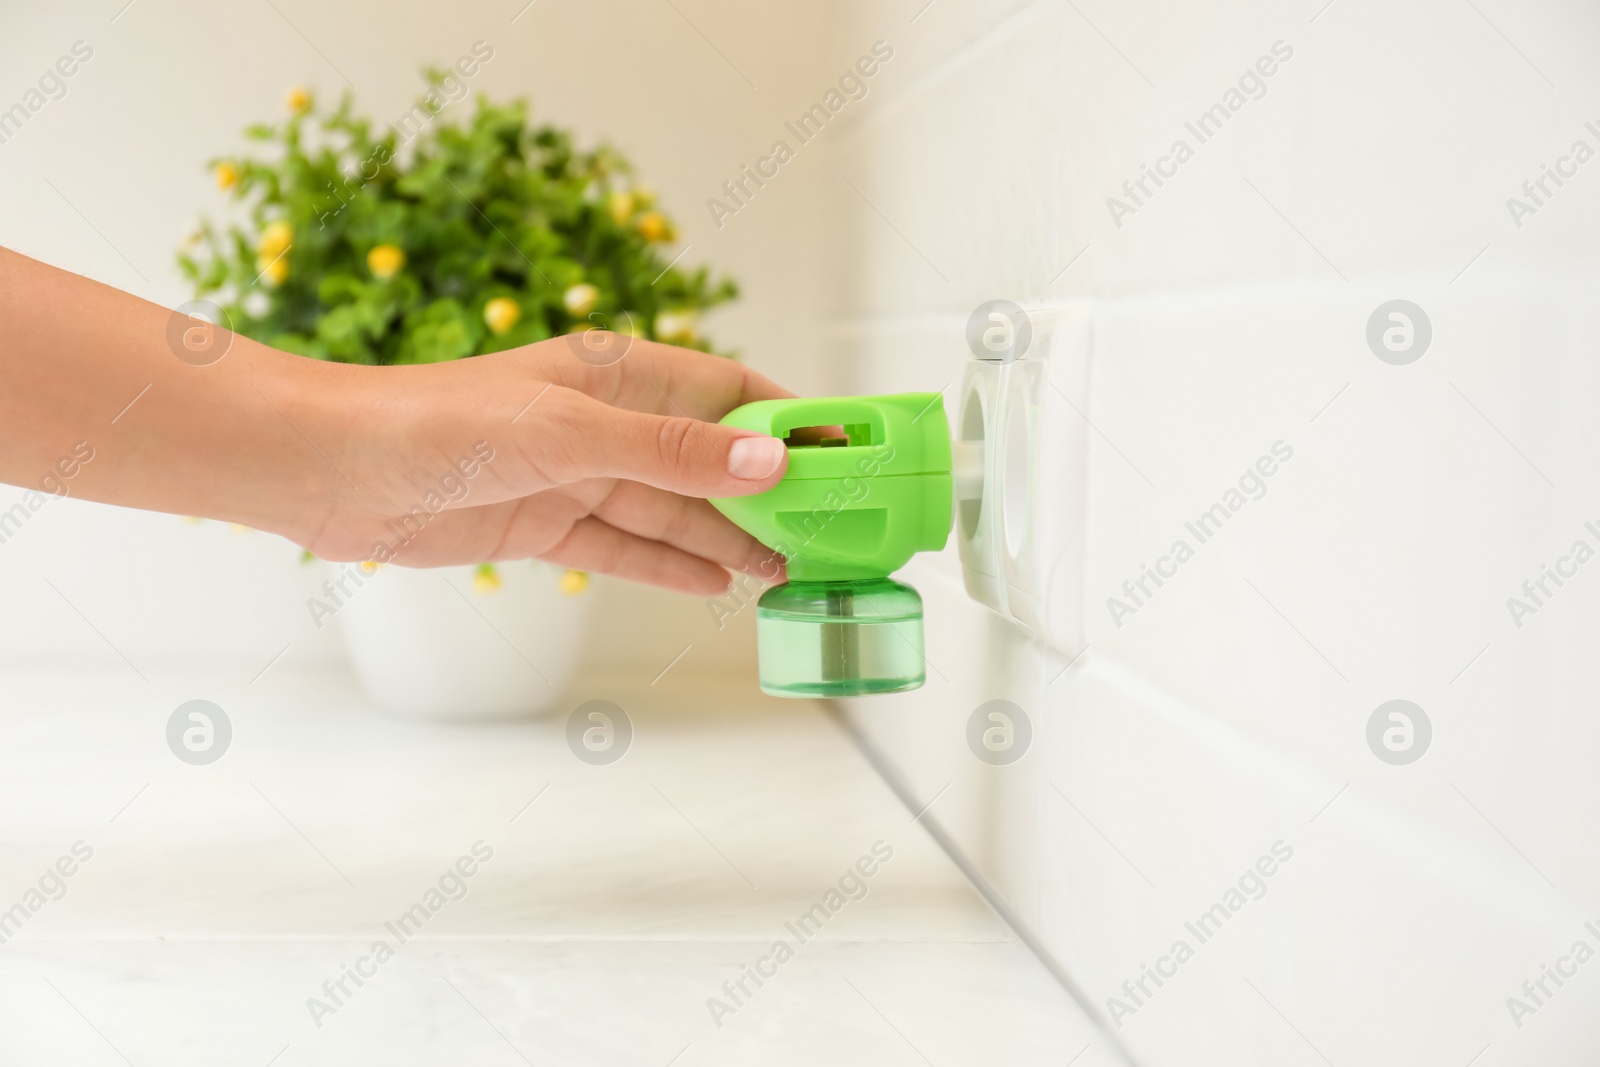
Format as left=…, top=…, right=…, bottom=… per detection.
left=0, top=666, right=1120, bottom=1065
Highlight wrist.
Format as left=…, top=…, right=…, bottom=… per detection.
left=243, top=344, right=356, bottom=548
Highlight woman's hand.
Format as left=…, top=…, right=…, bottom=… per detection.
left=0, top=246, right=790, bottom=596
left=289, top=336, right=792, bottom=595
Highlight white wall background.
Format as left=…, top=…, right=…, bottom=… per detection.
left=834, top=0, right=1600, bottom=1064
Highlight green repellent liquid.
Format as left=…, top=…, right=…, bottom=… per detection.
left=755, top=579, right=926, bottom=698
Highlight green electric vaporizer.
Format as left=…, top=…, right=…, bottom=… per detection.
left=709, top=392, right=953, bottom=698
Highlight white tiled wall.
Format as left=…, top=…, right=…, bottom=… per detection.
left=835, top=0, right=1600, bottom=1062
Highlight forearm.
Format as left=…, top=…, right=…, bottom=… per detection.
left=0, top=246, right=791, bottom=591
left=0, top=245, right=338, bottom=540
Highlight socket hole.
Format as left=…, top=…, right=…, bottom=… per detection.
left=958, top=389, right=986, bottom=541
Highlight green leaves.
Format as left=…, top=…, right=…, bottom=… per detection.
left=184, top=81, right=738, bottom=366
left=398, top=299, right=480, bottom=364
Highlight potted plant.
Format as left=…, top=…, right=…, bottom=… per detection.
left=180, top=76, right=739, bottom=719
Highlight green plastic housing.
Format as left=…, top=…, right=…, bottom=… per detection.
left=709, top=393, right=953, bottom=698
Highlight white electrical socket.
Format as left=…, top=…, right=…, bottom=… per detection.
left=955, top=303, right=1090, bottom=657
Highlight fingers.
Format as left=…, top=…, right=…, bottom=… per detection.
left=533, top=386, right=789, bottom=498
left=620, top=338, right=795, bottom=411
left=355, top=481, right=783, bottom=597
left=537, top=337, right=792, bottom=421
left=591, top=481, right=783, bottom=579
left=543, top=515, right=733, bottom=595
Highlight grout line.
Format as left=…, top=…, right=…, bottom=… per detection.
left=818, top=268, right=1600, bottom=336
left=1071, top=652, right=1572, bottom=916
left=826, top=703, right=1143, bottom=1067
left=5, top=931, right=1028, bottom=944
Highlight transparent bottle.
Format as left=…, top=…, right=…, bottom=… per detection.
left=755, top=578, right=925, bottom=698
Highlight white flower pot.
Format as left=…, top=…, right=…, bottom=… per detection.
left=336, top=563, right=593, bottom=721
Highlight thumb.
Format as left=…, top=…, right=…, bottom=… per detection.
left=545, top=388, right=789, bottom=497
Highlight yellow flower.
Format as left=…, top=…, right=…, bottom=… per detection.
left=653, top=310, right=696, bottom=344
left=473, top=563, right=502, bottom=594
left=214, top=161, right=239, bottom=190
left=483, top=297, right=521, bottom=336
left=367, top=244, right=405, bottom=280
left=634, top=184, right=657, bottom=209
left=286, top=85, right=312, bottom=115
left=606, top=191, right=635, bottom=225
left=559, top=570, right=589, bottom=596
left=258, top=221, right=293, bottom=258
left=636, top=211, right=673, bottom=243
left=257, top=254, right=289, bottom=287
left=563, top=283, right=599, bottom=318
left=358, top=560, right=381, bottom=575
